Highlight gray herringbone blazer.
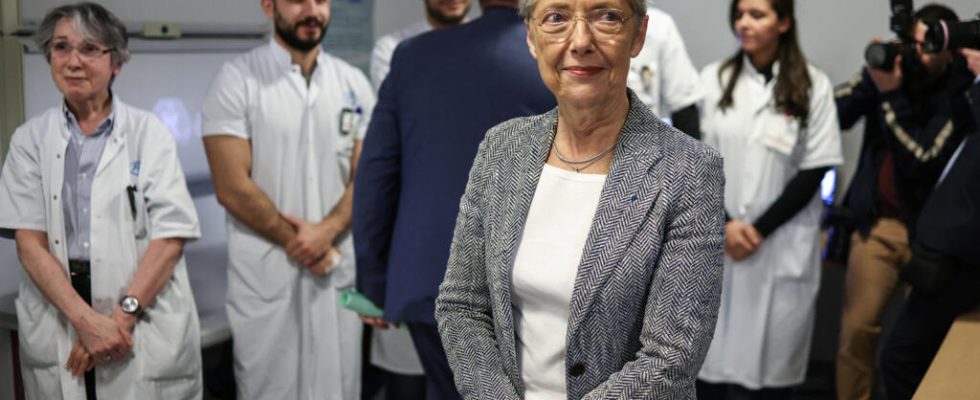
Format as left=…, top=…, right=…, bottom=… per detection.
left=435, top=90, right=726, bottom=399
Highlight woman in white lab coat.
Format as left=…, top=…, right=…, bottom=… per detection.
left=696, top=0, right=843, bottom=398
left=0, top=4, right=202, bottom=399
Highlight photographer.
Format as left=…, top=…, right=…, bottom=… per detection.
left=879, top=46, right=980, bottom=400
left=832, top=5, right=976, bottom=400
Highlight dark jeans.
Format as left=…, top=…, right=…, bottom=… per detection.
left=69, top=260, right=97, bottom=400
left=406, top=322, right=461, bottom=400
left=696, top=380, right=794, bottom=400
left=880, top=263, right=980, bottom=400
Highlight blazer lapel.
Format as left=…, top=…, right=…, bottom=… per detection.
left=567, top=95, right=665, bottom=337
left=493, top=110, right=556, bottom=368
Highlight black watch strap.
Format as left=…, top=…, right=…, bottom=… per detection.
left=120, top=295, right=145, bottom=319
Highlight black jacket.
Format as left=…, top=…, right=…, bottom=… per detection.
left=835, top=64, right=975, bottom=237
left=915, top=82, right=980, bottom=267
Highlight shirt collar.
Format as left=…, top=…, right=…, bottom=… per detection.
left=63, top=94, right=117, bottom=141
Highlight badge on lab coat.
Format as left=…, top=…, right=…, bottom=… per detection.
left=762, top=114, right=801, bottom=156
left=339, top=106, right=364, bottom=138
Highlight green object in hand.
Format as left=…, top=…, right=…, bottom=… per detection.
left=339, top=290, right=383, bottom=318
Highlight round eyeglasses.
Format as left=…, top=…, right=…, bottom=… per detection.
left=529, top=8, right=633, bottom=42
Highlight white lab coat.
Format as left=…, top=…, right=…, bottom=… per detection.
left=627, top=7, right=703, bottom=118
left=697, top=58, right=843, bottom=389
left=0, top=98, right=203, bottom=399
left=202, top=39, right=374, bottom=400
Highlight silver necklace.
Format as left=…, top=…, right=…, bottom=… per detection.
left=553, top=134, right=617, bottom=173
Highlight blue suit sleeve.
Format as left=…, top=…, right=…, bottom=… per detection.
left=353, top=63, right=403, bottom=312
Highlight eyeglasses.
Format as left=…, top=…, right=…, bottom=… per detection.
left=50, top=41, right=115, bottom=61
left=529, top=8, right=633, bottom=42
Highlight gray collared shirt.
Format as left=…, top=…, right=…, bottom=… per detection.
left=62, top=104, right=114, bottom=261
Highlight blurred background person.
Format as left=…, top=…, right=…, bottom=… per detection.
left=202, top=0, right=375, bottom=398
left=832, top=5, right=975, bottom=399
left=363, top=1, right=472, bottom=399
left=697, top=0, right=843, bottom=398
left=627, top=2, right=703, bottom=138
left=0, top=3, right=202, bottom=399
left=435, top=0, right=726, bottom=398
left=352, top=0, right=554, bottom=399
left=370, top=0, right=472, bottom=90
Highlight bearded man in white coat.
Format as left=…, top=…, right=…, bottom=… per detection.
left=201, top=0, right=375, bottom=398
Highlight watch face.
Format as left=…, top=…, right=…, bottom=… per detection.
left=122, top=297, right=138, bottom=313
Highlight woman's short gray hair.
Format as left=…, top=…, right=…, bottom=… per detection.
left=518, top=0, right=648, bottom=20
left=35, top=2, right=130, bottom=66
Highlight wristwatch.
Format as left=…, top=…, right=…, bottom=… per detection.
left=119, top=295, right=146, bottom=319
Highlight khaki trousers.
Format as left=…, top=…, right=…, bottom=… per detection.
left=836, top=218, right=911, bottom=400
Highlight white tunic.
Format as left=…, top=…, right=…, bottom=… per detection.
left=201, top=39, right=375, bottom=400
left=512, top=164, right=606, bottom=399
left=697, top=58, right=843, bottom=389
left=627, top=7, right=703, bottom=118
left=0, top=99, right=202, bottom=399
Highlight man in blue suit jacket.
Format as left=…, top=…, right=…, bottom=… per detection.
left=352, top=1, right=555, bottom=398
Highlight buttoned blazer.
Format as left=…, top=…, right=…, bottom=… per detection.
left=435, top=90, right=726, bottom=399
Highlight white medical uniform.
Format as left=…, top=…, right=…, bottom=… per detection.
left=627, top=7, right=703, bottom=118
left=367, top=22, right=429, bottom=377
left=697, top=58, right=843, bottom=389
left=201, top=39, right=374, bottom=400
left=0, top=98, right=202, bottom=399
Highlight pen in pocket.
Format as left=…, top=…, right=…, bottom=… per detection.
left=126, top=185, right=137, bottom=220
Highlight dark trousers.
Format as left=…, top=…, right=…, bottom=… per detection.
left=406, top=322, right=461, bottom=400
left=69, top=260, right=97, bottom=400
left=880, top=263, right=980, bottom=400
left=696, top=380, right=794, bottom=400
left=361, top=326, right=426, bottom=400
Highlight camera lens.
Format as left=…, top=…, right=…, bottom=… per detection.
left=923, top=21, right=948, bottom=53
left=866, top=43, right=898, bottom=71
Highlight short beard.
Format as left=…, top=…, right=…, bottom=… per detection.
left=425, top=1, right=469, bottom=26
left=274, top=9, right=328, bottom=52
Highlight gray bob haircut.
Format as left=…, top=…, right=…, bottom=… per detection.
left=35, top=2, right=130, bottom=66
left=518, top=0, right=648, bottom=19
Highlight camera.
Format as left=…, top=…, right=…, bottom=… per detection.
left=865, top=0, right=916, bottom=70
left=923, top=17, right=980, bottom=52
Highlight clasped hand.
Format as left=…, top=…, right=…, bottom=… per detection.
left=66, top=307, right=135, bottom=377
left=725, top=220, right=764, bottom=261
left=282, top=213, right=341, bottom=276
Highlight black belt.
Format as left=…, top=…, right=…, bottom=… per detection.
left=67, top=259, right=97, bottom=400
left=68, top=259, right=91, bottom=277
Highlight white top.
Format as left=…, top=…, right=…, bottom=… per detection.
left=512, top=164, right=606, bottom=399
left=370, top=21, right=431, bottom=91
left=697, top=57, right=843, bottom=389
left=627, top=7, right=703, bottom=118
left=201, top=39, right=374, bottom=399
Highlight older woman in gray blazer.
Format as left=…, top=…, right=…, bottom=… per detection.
left=434, top=0, right=726, bottom=399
